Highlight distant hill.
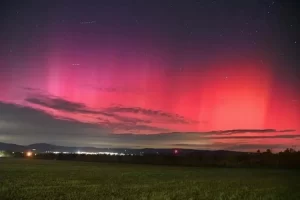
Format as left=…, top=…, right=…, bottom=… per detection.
left=0, top=142, right=246, bottom=156
left=0, top=142, right=111, bottom=153
left=0, top=142, right=26, bottom=152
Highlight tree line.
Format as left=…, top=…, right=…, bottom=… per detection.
left=6, top=148, right=300, bottom=168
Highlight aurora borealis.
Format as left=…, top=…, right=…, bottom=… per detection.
left=0, top=0, right=299, bottom=151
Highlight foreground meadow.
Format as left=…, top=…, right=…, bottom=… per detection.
left=0, top=158, right=299, bottom=200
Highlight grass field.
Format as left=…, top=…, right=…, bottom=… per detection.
left=0, top=159, right=300, bottom=200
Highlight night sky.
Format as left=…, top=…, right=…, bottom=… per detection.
left=0, top=0, right=299, bottom=151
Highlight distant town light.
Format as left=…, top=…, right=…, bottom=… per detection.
left=44, top=150, right=126, bottom=156
left=26, top=151, right=33, bottom=157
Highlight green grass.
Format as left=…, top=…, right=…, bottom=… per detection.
left=0, top=159, right=300, bottom=200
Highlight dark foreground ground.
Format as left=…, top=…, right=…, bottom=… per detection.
left=0, top=159, right=299, bottom=200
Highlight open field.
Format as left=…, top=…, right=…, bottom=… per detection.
left=0, top=159, right=300, bottom=200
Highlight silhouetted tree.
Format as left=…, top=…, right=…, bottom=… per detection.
left=266, top=149, right=272, bottom=154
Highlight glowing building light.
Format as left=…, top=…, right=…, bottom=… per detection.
left=26, top=151, right=33, bottom=157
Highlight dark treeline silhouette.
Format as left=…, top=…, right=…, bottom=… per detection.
left=6, top=148, right=300, bottom=169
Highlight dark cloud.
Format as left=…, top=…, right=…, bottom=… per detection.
left=160, top=131, right=299, bottom=142
left=0, top=101, right=166, bottom=143
left=1, top=100, right=298, bottom=151
left=99, top=121, right=168, bottom=133
left=278, top=129, right=296, bottom=133
left=26, top=95, right=103, bottom=115
left=104, top=105, right=198, bottom=124
left=0, top=101, right=102, bottom=131
left=111, top=115, right=152, bottom=124
left=213, top=129, right=296, bottom=134
left=170, top=143, right=228, bottom=150
left=25, top=94, right=164, bottom=132
left=225, top=144, right=285, bottom=151
left=0, top=101, right=110, bottom=147
left=211, top=134, right=300, bottom=140
left=210, top=129, right=278, bottom=134
left=168, top=129, right=295, bottom=136
left=25, top=94, right=196, bottom=126
left=111, top=132, right=300, bottom=142
left=0, top=101, right=115, bottom=146
left=171, top=143, right=289, bottom=152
